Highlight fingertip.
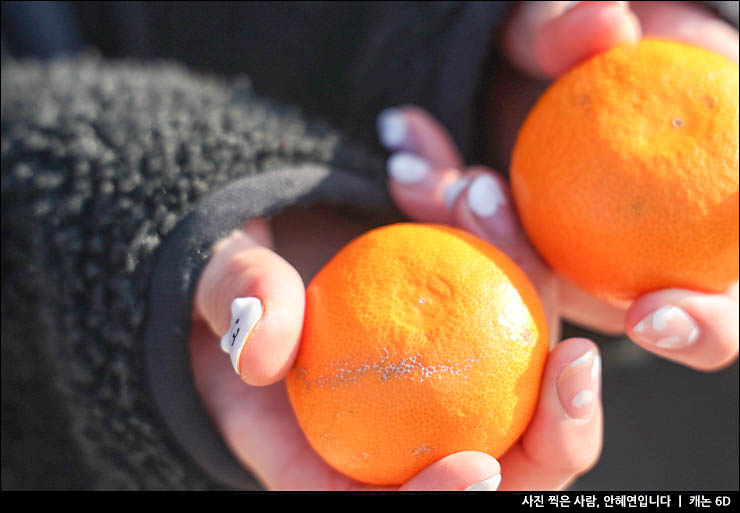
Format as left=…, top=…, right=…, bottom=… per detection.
left=540, top=337, right=602, bottom=404
left=550, top=339, right=602, bottom=422
left=399, top=451, right=501, bottom=492
left=502, top=1, right=569, bottom=78
left=196, top=229, right=306, bottom=386
left=534, top=1, right=641, bottom=77
left=377, top=106, right=464, bottom=169
left=236, top=264, right=306, bottom=385
left=626, top=289, right=739, bottom=371
left=516, top=337, right=603, bottom=478
left=451, top=170, right=520, bottom=244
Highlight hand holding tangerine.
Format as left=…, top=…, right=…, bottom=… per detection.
left=191, top=212, right=603, bottom=491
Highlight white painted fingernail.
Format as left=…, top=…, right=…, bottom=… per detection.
left=571, top=390, right=594, bottom=408
left=557, top=349, right=599, bottom=419
left=465, top=474, right=501, bottom=492
left=377, top=108, right=408, bottom=149
left=569, top=350, right=592, bottom=369
left=569, top=352, right=601, bottom=381
left=632, top=305, right=700, bottom=350
left=220, top=297, right=263, bottom=375
left=591, top=355, right=601, bottom=381
left=443, top=176, right=470, bottom=211
left=387, top=152, right=430, bottom=184
left=467, top=174, right=507, bottom=218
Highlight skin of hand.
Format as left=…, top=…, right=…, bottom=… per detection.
left=187, top=1, right=735, bottom=491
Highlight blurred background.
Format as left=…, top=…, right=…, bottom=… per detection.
left=2, top=1, right=737, bottom=491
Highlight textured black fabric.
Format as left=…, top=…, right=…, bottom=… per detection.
left=1, top=55, right=390, bottom=489
left=344, top=2, right=512, bottom=157
left=56, top=1, right=514, bottom=156
left=65, top=1, right=383, bottom=136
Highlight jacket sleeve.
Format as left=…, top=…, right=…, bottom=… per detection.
left=1, top=54, right=396, bottom=490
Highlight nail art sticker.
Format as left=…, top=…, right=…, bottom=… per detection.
left=220, top=297, right=263, bottom=374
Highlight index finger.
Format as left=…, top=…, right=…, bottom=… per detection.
left=194, top=220, right=306, bottom=385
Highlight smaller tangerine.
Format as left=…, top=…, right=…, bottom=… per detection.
left=286, top=223, right=549, bottom=486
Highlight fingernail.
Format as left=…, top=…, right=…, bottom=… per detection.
left=443, top=176, right=471, bottom=211
left=467, top=174, right=507, bottom=218
left=632, top=305, right=700, bottom=350
left=220, top=297, right=263, bottom=374
left=467, top=174, right=518, bottom=240
left=557, top=349, right=600, bottom=420
left=387, top=152, right=430, bottom=184
left=377, top=108, right=408, bottom=149
left=464, top=473, right=501, bottom=492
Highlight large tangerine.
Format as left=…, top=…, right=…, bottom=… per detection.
left=511, top=39, right=739, bottom=304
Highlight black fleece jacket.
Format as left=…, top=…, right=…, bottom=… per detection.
left=2, top=1, right=738, bottom=491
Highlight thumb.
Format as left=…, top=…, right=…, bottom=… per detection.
left=398, top=452, right=501, bottom=492
left=194, top=219, right=305, bottom=386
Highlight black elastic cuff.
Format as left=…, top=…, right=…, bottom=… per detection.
left=143, top=165, right=398, bottom=490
